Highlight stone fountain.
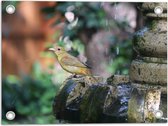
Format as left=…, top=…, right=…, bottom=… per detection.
left=52, top=2, right=167, bottom=123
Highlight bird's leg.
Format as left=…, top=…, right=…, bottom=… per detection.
left=73, top=74, right=77, bottom=78
left=67, top=74, right=81, bottom=80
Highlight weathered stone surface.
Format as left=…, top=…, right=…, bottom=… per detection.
left=80, top=85, right=110, bottom=122
left=134, top=31, right=167, bottom=58
left=129, top=2, right=167, bottom=123
left=135, top=3, right=167, bottom=58
left=52, top=79, right=81, bottom=122
left=149, top=20, right=167, bottom=32
left=53, top=76, right=165, bottom=123
left=104, top=83, right=132, bottom=118
left=53, top=76, right=103, bottom=122
left=129, top=60, right=167, bottom=85
left=160, top=94, right=167, bottom=119
left=128, top=88, right=145, bottom=122
left=107, top=75, right=130, bottom=85
left=146, top=13, right=167, bottom=18
left=142, top=57, right=167, bottom=64
left=53, top=76, right=133, bottom=123
left=128, top=87, right=161, bottom=123
left=144, top=89, right=161, bottom=122
left=131, top=83, right=167, bottom=94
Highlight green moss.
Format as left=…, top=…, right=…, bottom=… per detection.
left=127, top=97, right=140, bottom=122
left=145, top=112, right=156, bottom=123
left=133, top=36, right=142, bottom=47
left=80, top=86, right=109, bottom=122
left=53, top=79, right=77, bottom=115
left=148, top=20, right=158, bottom=30
left=127, top=88, right=145, bottom=123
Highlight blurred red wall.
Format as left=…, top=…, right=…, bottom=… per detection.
left=2, top=1, right=65, bottom=76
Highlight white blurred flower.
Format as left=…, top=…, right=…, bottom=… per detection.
left=65, top=11, right=75, bottom=23
left=67, top=17, right=78, bottom=30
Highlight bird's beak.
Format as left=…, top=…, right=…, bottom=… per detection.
left=49, top=48, right=55, bottom=52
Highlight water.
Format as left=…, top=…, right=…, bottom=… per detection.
left=53, top=80, right=133, bottom=123
left=103, top=83, right=132, bottom=122
left=134, top=27, right=149, bottom=37
left=116, top=46, right=120, bottom=75
left=114, top=3, right=118, bottom=20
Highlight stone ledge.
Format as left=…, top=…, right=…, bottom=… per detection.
left=146, top=13, right=167, bottom=18
left=131, top=83, right=167, bottom=94
left=129, top=60, right=167, bottom=85
left=134, top=31, right=167, bottom=58
left=107, top=75, right=130, bottom=85
left=141, top=57, right=167, bottom=64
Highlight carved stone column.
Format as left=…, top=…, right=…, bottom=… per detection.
left=128, top=2, right=167, bottom=123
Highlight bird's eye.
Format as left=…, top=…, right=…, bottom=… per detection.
left=57, top=48, right=60, bottom=51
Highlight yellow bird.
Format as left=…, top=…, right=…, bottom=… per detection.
left=49, top=45, right=92, bottom=76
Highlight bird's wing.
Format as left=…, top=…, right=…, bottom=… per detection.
left=60, top=55, right=90, bottom=68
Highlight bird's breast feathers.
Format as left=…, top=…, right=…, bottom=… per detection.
left=57, top=53, right=91, bottom=75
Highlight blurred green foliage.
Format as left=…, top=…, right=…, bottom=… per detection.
left=42, top=2, right=133, bottom=75
left=2, top=2, right=133, bottom=124
left=107, top=39, right=133, bottom=74
left=2, top=62, right=60, bottom=124
left=42, top=2, right=106, bottom=39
